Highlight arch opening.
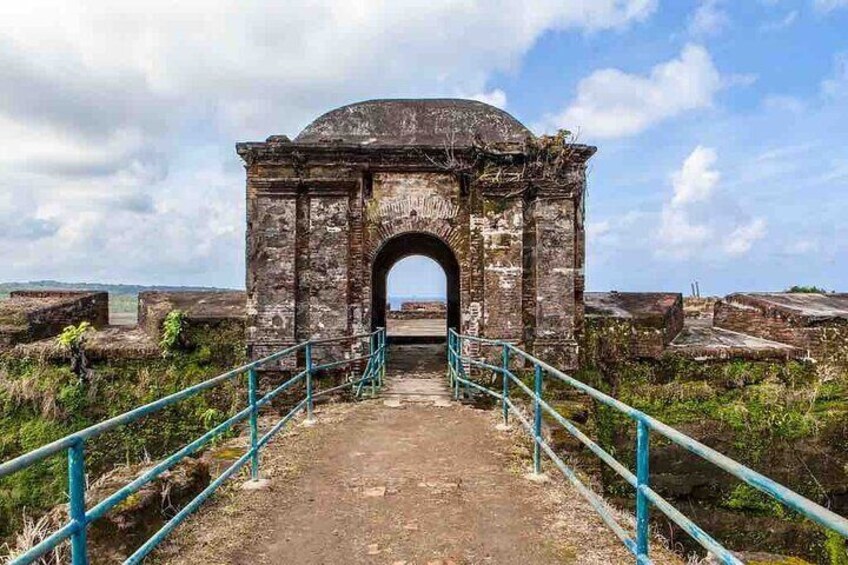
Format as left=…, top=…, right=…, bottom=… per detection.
left=371, top=232, right=460, bottom=342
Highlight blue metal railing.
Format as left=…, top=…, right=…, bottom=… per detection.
left=0, top=328, right=387, bottom=565
left=448, top=329, right=848, bottom=565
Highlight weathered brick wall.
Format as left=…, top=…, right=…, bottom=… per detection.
left=0, top=291, right=108, bottom=350
left=481, top=196, right=523, bottom=341
left=532, top=197, right=578, bottom=367
left=305, top=196, right=349, bottom=339
left=239, top=130, right=594, bottom=371
left=714, top=299, right=800, bottom=347
left=246, top=177, right=300, bottom=368
left=584, top=293, right=684, bottom=361
left=714, top=295, right=848, bottom=362
left=363, top=171, right=470, bottom=334
left=138, top=291, right=246, bottom=340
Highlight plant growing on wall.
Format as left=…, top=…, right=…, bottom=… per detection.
left=160, top=310, right=187, bottom=356
left=56, top=321, right=92, bottom=382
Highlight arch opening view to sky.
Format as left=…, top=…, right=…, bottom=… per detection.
left=386, top=256, right=446, bottom=310
left=0, top=1, right=846, bottom=294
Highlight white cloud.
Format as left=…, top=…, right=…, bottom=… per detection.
left=549, top=44, right=722, bottom=139
left=813, top=0, right=848, bottom=12
left=671, top=145, right=720, bottom=206
left=657, top=146, right=766, bottom=259
left=657, top=207, right=711, bottom=253
left=723, top=218, right=767, bottom=255
left=0, top=0, right=657, bottom=285
left=688, top=0, right=729, bottom=36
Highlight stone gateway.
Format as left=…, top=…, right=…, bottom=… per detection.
left=237, top=99, right=595, bottom=368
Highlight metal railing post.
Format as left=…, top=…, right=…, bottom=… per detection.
left=533, top=363, right=543, bottom=475
left=68, top=440, right=88, bottom=565
left=368, top=332, right=376, bottom=392
left=305, top=341, right=315, bottom=422
left=636, top=420, right=651, bottom=561
left=452, top=334, right=459, bottom=400
left=380, top=328, right=386, bottom=384
left=447, top=332, right=453, bottom=386
left=248, top=368, right=259, bottom=480
left=371, top=339, right=377, bottom=397
left=501, top=343, right=509, bottom=426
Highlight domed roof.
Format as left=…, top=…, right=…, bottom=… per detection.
left=294, top=99, right=532, bottom=146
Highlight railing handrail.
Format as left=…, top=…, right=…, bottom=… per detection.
left=448, top=329, right=848, bottom=564
left=0, top=328, right=388, bottom=565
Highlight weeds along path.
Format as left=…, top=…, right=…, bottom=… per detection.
left=155, top=359, right=682, bottom=565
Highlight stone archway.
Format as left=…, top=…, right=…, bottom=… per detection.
left=370, top=232, right=461, bottom=336
left=237, top=98, right=595, bottom=370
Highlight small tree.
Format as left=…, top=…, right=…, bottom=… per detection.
left=56, top=322, right=92, bottom=382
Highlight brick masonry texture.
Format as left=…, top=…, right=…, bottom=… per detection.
left=714, top=292, right=848, bottom=362
left=138, top=291, right=246, bottom=340
left=0, top=291, right=108, bottom=351
left=237, top=99, right=596, bottom=370
left=585, top=292, right=683, bottom=360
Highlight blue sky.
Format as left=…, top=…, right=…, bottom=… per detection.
left=1, top=1, right=846, bottom=296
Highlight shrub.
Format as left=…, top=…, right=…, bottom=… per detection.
left=786, top=285, right=829, bottom=294
left=160, top=310, right=187, bottom=356
left=56, top=322, right=92, bottom=381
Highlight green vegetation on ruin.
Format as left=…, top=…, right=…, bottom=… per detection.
left=0, top=319, right=246, bottom=542
left=575, top=321, right=848, bottom=564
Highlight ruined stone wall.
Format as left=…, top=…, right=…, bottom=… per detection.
left=138, top=291, right=246, bottom=340
left=714, top=300, right=803, bottom=349
left=0, top=291, right=109, bottom=351
left=714, top=295, right=848, bottom=363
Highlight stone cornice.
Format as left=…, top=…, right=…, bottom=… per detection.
left=235, top=141, right=597, bottom=168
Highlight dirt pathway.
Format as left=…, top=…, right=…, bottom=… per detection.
left=157, top=346, right=681, bottom=565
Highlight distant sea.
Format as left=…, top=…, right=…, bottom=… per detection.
left=387, top=295, right=446, bottom=310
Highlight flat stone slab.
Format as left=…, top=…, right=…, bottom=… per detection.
left=720, top=292, right=848, bottom=324
left=668, top=323, right=803, bottom=361
left=585, top=291, right=681, bottom=327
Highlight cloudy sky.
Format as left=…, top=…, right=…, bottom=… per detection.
left=1, top=1, right=846, bottom=296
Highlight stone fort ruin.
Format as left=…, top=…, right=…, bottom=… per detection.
left=237, top=99, right=595, bottom=368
